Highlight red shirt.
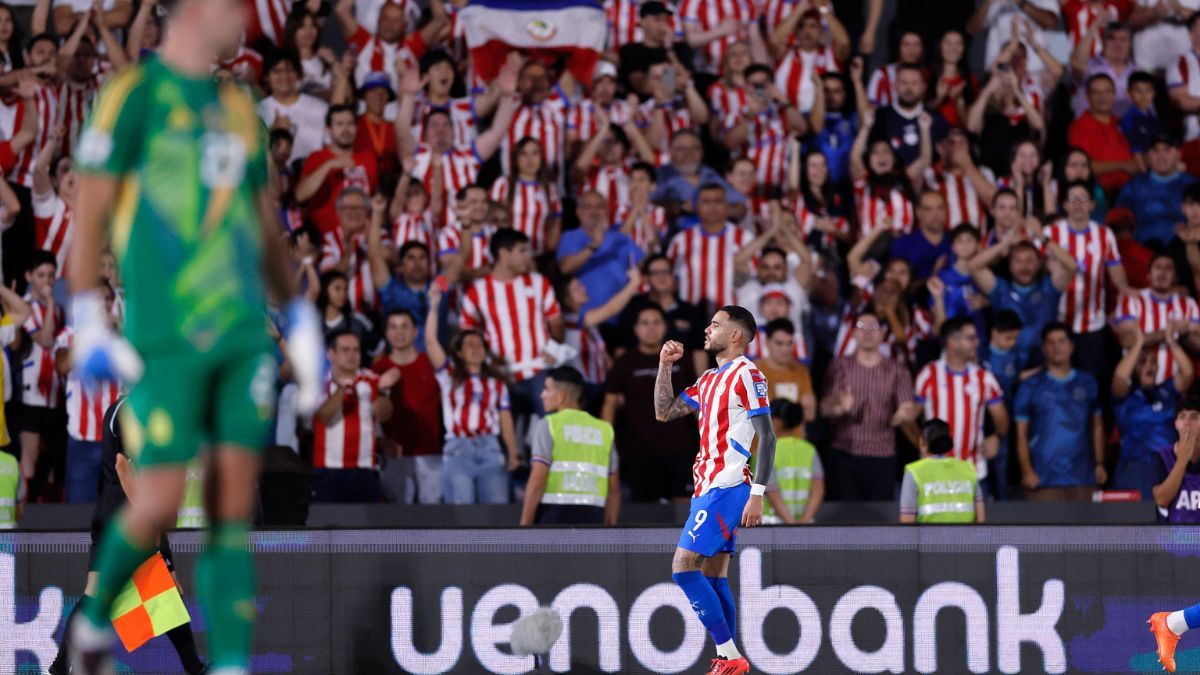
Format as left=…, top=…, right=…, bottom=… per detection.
left=373, top=354, right=442, bottom=457
left=354, top=115, right=399, bottom=187
left=1116, top=237, right=1153, bottom=289
left=299, top=147, right=378, bottom=234
left=1067, top=111, right=1133, bottom=194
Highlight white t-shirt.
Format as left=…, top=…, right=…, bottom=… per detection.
left=983, top=0, right=1070, bottom=73
left=1133, top=0, right=1200, bottom=72
left=257, top=94, right=330, bottom=165
left=355, top=0, right=422, bottom=36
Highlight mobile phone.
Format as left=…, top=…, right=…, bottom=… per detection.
left=662, top=66, right=676, bottom=90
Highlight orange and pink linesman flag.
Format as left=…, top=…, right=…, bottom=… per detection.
left=109, top=552, right=191, bottom=652
left=460, top=0, right=606, bottom=87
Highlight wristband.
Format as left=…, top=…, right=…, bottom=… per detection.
left=750, top=483, right=767, bottom=496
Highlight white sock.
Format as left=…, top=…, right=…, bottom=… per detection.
left=715, top=639, right=741, bottom=660
left=1168, top=611, right=1190, bottom=636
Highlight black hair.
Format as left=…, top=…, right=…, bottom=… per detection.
left=424, top=107, right=452, bottom=128
left=326, top=327, right=360, bottom=350
left=289, top=223, right=320, bottom=248
left=950, top=223, right=980, bottom=243
left=1183, top=182, right=1200, bottom=205
left=992, top=310, right=1023, bottom=334
left=1128, top=70, right=1157, bottom=90
left=895, top=62, right=925, bottom=78
left=939, top=316, right=973, bottom=345
left=1188, top=10, right=1200, bottom=31
left=698, top=182, right=727, bottom=198
left=1041, top=320, right=1072, bottom=343
left=643, top=253, right=670, bottom=271
left=1085, top=72, right=1115, bottom=92
left=921, top=419, right=954, bottom=455
left=269, top=128, right=294, bottom=147
left=991, top=187, right=1018, bottom=208
left=770, top=399, right=805, bottom=430
left=385, top=308, right=417, bottom=325
left=546, top=365, right=586, bottom=396
left=927, top=29, right=975, bottom=105
left=760, top=246, right=786, bottom=263
left=635, top=302, right=668, bottom=324
left=317, top=270, right=351, bottom=323
left=25, top=33, right=57, bottom=54
left=26, top=249, right=56, bottom=272
left=1177, top=394, right=1200, bottom=416
left=456, top=183, right=486, bottom=202
left=743, top=63, right=773, bottom=81
left=630, top=161, right=657, bottom=182
left=489, top=228, right=529, bottom=261
left=719, top=305, right=758, bottom=345
left=420, top=49, right=455, bottom=74
left=764, top=317, right=795, bottom=339
left=265, top=48, right=302, bottom=76
left=325, top=103, right=356, bottom=128
left=398, top=240, right=431, bottom=259
left=1060, top=179, right=1094, bottom=209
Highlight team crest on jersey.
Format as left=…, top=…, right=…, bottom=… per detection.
left=754, top=381, right=768, bottom=398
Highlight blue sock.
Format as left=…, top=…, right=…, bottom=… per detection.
left=1185, top=602, right=1200, bottom=630
left=673, top=571, right=732, bottom=645
left=708, top=576, right=737, bottom=638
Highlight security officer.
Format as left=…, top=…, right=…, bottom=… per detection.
left=520, top=366, right=621, bottom=526
left=900, top=419, right=983, bottom=523
left=763, top=400, right=824, bottom=524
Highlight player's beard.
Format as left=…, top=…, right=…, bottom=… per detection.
left=704, top=337, right=726, bottom=356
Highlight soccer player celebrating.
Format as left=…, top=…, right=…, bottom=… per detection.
left=65, top=0, right=324, bottom=673
left=654, top=305, right=777, bottom=675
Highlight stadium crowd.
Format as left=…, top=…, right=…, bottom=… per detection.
left=6, top=0, right=1200, bottom=522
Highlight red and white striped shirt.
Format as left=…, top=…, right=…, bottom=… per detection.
left=678, top=0, right=758, bottom=74
left=567, top=98, right=635, bottom=144
left=853, top=178, right=915, bottom=236
left=724, top=106, right=790, bottom=192
left=319, top=230, right=379, bottom=313
left=866, top=63, right=900, bottom=107
left=489, top=179, right=562, bottom=253
left=761, top=0, right=807, bottom=38
left=586, top=163, right=630, bottom=225
left=434, top=366, right=510, bottom=438
left=615, top=203, right=669, bottom=253
left=1168, top=51, right=1200, bottom=142
left=55, top=328, right=120, bottom=442
left=8, top=84, right=60, bottom=189
left=707, top=80, right=747, bottom=123
left=504, top=94, right=570, bottom=178
left=459, top=273, right=562, bottom=381
left=682, top=355, right=770, bottom=496
left=414, top=96, right=477, bottom=148
left=1115, top=289, right=1200, bottom=385
left=436, top=222, right=495, bottom=271
left=565, top=312, right=607, bottom=383
left=1043, top=219, right=1122, bottom=333
left=33, top=190, right=74, bottom=279
left=774, top=46, right=839, bottom=113
left=349, top=27, right=426, bottom=92
left=792, top=200, right=849, bottom=249
left=411, top=143, right=481, bottom=225
left=914, top=359, right=1003, bottom=478
left=59, top=70, right=106, bottom=160
left=1006, top=74, right=1045, bottom=125
left=925, top=168, right=988, bottom=231
left=244, top=0, right=291, bottom=46
left=746, top=325, right=811, bottom=364
left=21, top=298, right=64, bottom=408
left=313, top=370, right=381, bottom=470
left=218, top=46, right=264, bottom=84
left=666, top=224, right=754, bottom=309
left=637, top=99, right=695, bottom=153
left=393, top=210, right=437, bottom=253
left=1062, top=0, right=1128, bottom=58
left=605, top=0, right=681, bottom=49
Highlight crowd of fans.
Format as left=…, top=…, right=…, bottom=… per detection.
left=7, top=0, right=1200, bottom=520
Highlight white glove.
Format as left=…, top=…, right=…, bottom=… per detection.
left=286, top=298, right=324, bottom=414
left=71, top=288, right=143, bottom=385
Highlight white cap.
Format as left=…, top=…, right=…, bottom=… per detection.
left=593, top=60, right=618, bottom=81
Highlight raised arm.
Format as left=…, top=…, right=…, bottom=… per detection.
left=1045, top=241, right=1076, bottom=291
left=367, top=194, right=393, bottom=290
left=967, top=238, right=1012, bottom=294
left=904, top=112, right=934, bottom=185
left=333, top=0, right=361, bottom=39
left=654, top=340, right=695, bottom=421
left=743, top=413, right=776, bottom=527
left=33, top=126, right=63, bottom=199
left=474, top=79, right=520, bottom=163
left=0, top=281, right=31, bottom=328
left=583, top=265, right=642, bottom=327
left=849, top=107, right=874, bottom=182
left=126, top=0, right=157, bottom=62
left=424, top=285, right=447, bottom=369
left=1168, top=323, right=1195, bottom=394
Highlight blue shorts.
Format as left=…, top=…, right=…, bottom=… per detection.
left=677, top=483, right=751, bottom=557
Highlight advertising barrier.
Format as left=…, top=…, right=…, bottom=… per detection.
left=3, top=526, right=1200, bottom=673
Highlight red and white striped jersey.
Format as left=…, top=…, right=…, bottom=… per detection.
left=218, top=46, right=264, bottom=84
left=565, top=312, right=607, bottom=383
left=459, top=273, right=562, bottom=381
left=313, top=370, right=381, bottom=470
left=442, top=3, right=470, bottom=64
left=21, top=297, right=64, bottom=408
left=615, top=203, right=669, bottom=253
left=677, top=0, right=759, bottom=74
left=503, top=94, right=570, bottom=177
left=567, top=98, right=635, bottom=144
left=58, top=70, right=106, bottom=160
left=667, top=224, right=754, bottom=309
left=33, top=189, right=74, bottom=279
left=681, top=355, right=770, bottom=497
left=1115, top=289, right=1200, bottom=385
left=244, top=0, right=290, bottom=46
left=489, top=179, right=562, bottom=253
left=746, top=325, right=811, bottom=364
left=1062, top=0, right=1127, bottom=58
left=707, top=80, right=747, bottom=122
left=393, top=210, right=436, bottom=253
left=925, top=168, right=988, bottom=231
left=1005, top=74, right=1045, bottom=125
left=586, top=163, right=630, bottom=225
left=434, top=366, right=510, bottom=438
left=54, top=328, right=120, bottom=442
left=724, top=106, right=790, bottom=192
left=792, top=200, right=849, bottom=249
left=605, top=0, right=681, bottom=50
left=1168, top=51, right=1200, bottom=142
left=774, top=46, right=839, bottom=113
left=761, top=0, right=807, bottom=38
left=914, top=359, right=1003, bottom=478
left=349, top=27, right=426, bottom=92
left=8, top=84, right=60, bottom=189
left=637, top=99, right=695, bottom=153
left=866, top=63, right=900, bottom=107
left=319, top=230, right=379, bottom=313
left=436, top=222, right=495, bottom=270
left=1043, top=219, right=1122, bottom=333
left=414, top=96, right=477, bottom=148
left=411, top=143, right=481, bottom=225
left=853, top=177, right=915, bottom=236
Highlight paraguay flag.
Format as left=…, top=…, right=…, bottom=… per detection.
left=461, top=0, right=606, bottom=86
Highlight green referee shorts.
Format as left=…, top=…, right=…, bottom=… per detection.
left=122, top=343, right=277, bottom=467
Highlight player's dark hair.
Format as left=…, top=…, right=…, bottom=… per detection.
left=1178, top=395, right=1200, bottom=416
left=921, top=419, right=954, bottom=456
left=764, top=317, right=795, bottom=339
left=719, top=305, right=758, bottom=345
left=398, top=240, right=430, bottom=259
left=939, top=316, right=973, bottom=345
left=770, top=399, right=805, bottom=430
left=490, top=228, right=529, bottom=261
left=325, top=103, right=356, bottom=127
left=26, top=249, right=56, bottom=272
left=1041, top=320, right=1072, bottom=343
left=327, top=327, right=360, bottom=351
left=950, top=223, right=980, bottom=243
left=630, top=161, right=657, bottom=183
left=547, top=365, right=586, bottom=394
left=992, top=310, right=1023, bottom=334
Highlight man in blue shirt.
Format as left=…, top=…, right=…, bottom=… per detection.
left=969, top=237, right=1074, bottom=369
left=557, top=191, right=644, bottom=317
left=652, top=130, right=746, bottom=219
left=890, top=190, right=951, bottom=280
left=1116, top=135, right=1197, bottom=248
left=1014, top=322, right=1106, bottom=501
left=368, top=207, right=433, bottom=350
left=869, top=63, right=948, bottom=168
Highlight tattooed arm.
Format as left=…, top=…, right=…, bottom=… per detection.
left=655, top=340, right=696, bottom=422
